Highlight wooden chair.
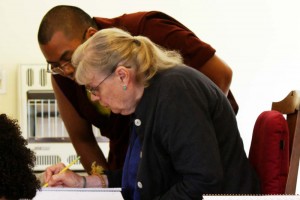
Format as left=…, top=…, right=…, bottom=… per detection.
left=272, top=90, right=300, bottom=194
left=249, top=90, right=300, bottom=194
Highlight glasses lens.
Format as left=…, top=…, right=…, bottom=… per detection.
left=52, top=67, right=63, bottom=73
left=47, top=63, right=64, bottom=75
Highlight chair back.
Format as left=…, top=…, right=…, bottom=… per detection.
left=249, top=90, right=300, bottom=194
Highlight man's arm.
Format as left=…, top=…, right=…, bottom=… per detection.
left=199, top=54, right=238, bottom=113
left=51, top=76, right=109, bottom=172
left=198, top=54, right=232, bottom=95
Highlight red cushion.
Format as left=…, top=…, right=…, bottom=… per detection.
left=249, top=111, right=289, bottom=194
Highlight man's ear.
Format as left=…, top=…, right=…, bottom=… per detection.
left=85, top=27, right=98, bottom=38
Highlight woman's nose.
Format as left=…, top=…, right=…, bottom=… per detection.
left=90, top=93, right=100, bottom=102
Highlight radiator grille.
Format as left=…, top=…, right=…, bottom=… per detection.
left=67, top=155, right=82, bottom=165
left=39, top=68, right=47, bottom=86
left=26, top=68, right=34, bottom=86
left=35, top=155, right=61, bottom=166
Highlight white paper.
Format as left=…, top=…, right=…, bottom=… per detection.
left=203, top=195, right=300, bottom=200
left=32, top=187, right=123, bottom=200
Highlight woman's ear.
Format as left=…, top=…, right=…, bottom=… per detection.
left=115, top=66, right=130, bottom=83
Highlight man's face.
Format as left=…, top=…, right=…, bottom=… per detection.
left=39, top=31, right=82, bottom=80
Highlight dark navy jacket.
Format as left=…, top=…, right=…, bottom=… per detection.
left=107, top=66, right=260, bottom=200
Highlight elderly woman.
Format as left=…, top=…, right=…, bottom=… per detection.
left=44, top=28, right=260, bottom=199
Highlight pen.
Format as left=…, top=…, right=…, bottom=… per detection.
left=43, top=156, right=81, bottom=187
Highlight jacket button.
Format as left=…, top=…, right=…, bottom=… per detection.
left=134, top=119, right=141, bottom=126
left=137, top=181, right=143, bottom=188
left=140, top=151, right=142, bottom=158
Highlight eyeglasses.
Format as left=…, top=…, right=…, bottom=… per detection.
left=86, top=70, right=115, bottom=96
left=47, top=61, right=72, bottom=75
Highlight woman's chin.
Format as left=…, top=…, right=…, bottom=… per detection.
left=111, top=107, right=134, bottom=115
left=120, top=109, right=134, bottom=116
left=110, top=108, right=121, bottom=114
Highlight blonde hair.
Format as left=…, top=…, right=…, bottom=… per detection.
left=73, top=28, right=183, bottom=86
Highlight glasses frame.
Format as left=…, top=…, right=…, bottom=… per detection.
left=86, top=70, right=115, bottom=96
left=46, top=61, right=72, bottom=75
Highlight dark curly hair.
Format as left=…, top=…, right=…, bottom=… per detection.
left=0, top=114, right=40, bottom=200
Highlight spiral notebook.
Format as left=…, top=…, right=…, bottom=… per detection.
left=32, top=187, right=123, bottom=200
left=203, top=194, right=300, bottom=199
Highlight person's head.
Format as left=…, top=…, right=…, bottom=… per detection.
left=0, top=114, right=40, bottom=200
left=73, top=27, right=183, bottom=115
left=38, top=5, right=98, bottom=79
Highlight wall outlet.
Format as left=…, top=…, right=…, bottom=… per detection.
left=0, top=69, right=6, bottom=94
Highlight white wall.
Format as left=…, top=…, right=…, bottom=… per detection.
left=0, top=0, right=300, bottom=153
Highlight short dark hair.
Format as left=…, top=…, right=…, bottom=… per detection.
left=0, top=114, right=40, bottom=200
left=38, top=5, right=97, bottom=44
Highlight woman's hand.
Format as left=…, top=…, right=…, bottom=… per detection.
left=47, top=169, right=84, bottom=188
left=43, top=162, right=66, bottom=185
left=43, top=163, right=83, bottom=187
left=42, top=162, right=109, bottom=188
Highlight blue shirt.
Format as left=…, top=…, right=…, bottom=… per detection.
left=122, top=126, right=142, bottom=200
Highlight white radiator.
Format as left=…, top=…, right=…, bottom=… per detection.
left=18, top=64, right=109, bottom=171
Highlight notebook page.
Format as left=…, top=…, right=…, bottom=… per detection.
left=32, top=187, right=123, bottom=200
left=203, top=195, right=300, bottom=200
